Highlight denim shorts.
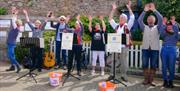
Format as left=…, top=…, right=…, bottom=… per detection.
left=142, top=49, right=159, bottom=69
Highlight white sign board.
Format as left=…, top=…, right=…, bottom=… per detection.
left=106, top=33, right=122, bottom=53
left=24, top=23, right=32, bottom=31
left=0, top=20, right=11, bottom=27
left=61, top=33, right=74, bottom=50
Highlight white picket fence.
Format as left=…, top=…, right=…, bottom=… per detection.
left=81, top=42, right=180, bottom=74
left=51, top=41, right=180, bottom=74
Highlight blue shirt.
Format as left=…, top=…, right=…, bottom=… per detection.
left=160, top=24, right=179, bottom=46
left=50, top=21, right=70, bottom=41
left=7, top=28, right=19, bottom=45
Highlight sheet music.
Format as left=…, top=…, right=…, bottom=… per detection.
left=106, top=33, right=122, bottom=53
left=61, top=33, right=74, bottom=50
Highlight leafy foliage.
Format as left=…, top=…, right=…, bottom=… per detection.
left=131, top=29, right=143, bottom=41
left=142, top=0, right=180, bottom=23
left=68, top=15, right=116, bottom=41
left=15, top=44, right=29, bottom=64
left=43, top=31, right=55, bottom=51
left=0, top=7, right=7, bottom=15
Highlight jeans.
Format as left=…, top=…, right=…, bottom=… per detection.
left=55, top=41, right=67, bottom=66
left=7, top=43, right=20, bottom=67
left=68, top=45, right=82, bottom=71
left=142, top=49, right=159, bottom=69
left=161, top=46, right=176, bottom=81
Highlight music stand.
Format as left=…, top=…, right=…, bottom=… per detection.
left=107, top=53, right=127, bottom=86
left=16, top=48, right=38, bottom=83
left=16, top=68, right=37, bottom=83
left=62, top=69, right=80, bottom=86
left=106, top=33, right=127, bottom=87
left=16, top=37, right=44, bottom=83
left=61, top=33, right=80, bottom=86
left=62, top=49, right=81, bottom=86
left=71, top=49, right=87, bottom=72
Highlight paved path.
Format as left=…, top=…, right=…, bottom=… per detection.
left=0, top=61, right=180, bottom=91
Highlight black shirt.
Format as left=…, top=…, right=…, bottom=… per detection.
left=91, top=30, right=105, bottom=51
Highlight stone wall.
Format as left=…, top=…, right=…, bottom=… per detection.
left=0, top=0, right=137, bottom=16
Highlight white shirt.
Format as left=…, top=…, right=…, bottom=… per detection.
left=109, top=14, right=135, bottom=47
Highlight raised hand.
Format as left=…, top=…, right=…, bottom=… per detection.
left=112, top=3, right=117, bottom=10
left=126, top=0, right=131, bottom=9
left=99, top=15, right=104, bottom=21
left=144, top=4, right=149, bottom=12
left=11, top=7, right=16, bottom=14
left=23, top=9, right=28, bottom=15
left=11, top=7, right=18, bottom=15
left=76, top=14, right=81, bottom=21
left=162, top=17, right=167, bottom=25
left=47, top=11, right=53, bottom=17
left=170, top=16, right=176, bottom=25
left=88, top=15, right=92, bottom=21
left=14, top=9, right=19, bottom=15
left=88, top=15, right=92, bottom=32
left=149, top=3, right=156, bottom=11
left=66, top=15, right=71, bottom=23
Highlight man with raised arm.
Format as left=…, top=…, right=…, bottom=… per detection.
left=138, top=3, right=163, bottom=86
left=108, top=0, right=135, bottom=82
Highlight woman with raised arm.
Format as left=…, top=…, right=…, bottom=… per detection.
left=160, top=16, right=179, bottom=88
left=23, top=9, right=48, bottom=72
left=49, top=13, right=71, bottom=69
left=89, top=15, right=106, bottom=76
left=65, top=15, right=84, bottom=76
left=6, top=7, right=22, bottom=73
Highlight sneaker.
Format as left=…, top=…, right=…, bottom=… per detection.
left=91, top=70, right=95, bottom=75
left=121, top=77, right=128, bottom=82
left=37, top=69, right=42, bottom=72
left=62, top=65, right=67, bottom=70
left=77, top=71, right=81, bottom=76
left=6, top=65, right=15, bottom=71
left=168, top=80, right=174, bottom=88
left=107, top=75, right=114, bottom=81
left=101, top=71, right=105, bottom=76
left=16, top=66, right=21, bottom=73
left=54, top=65, right=61, bottom=69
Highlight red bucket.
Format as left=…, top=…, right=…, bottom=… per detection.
left=98, top=81, right=116, bottom=91
left=49, top=72, right=63, bottom=86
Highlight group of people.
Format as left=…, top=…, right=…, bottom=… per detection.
left=5, top=1, right=179, bottom=88
left=138, top=3, right=179, bottom=88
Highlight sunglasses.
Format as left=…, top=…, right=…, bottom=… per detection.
left=60, top=19, right=65, bottom=21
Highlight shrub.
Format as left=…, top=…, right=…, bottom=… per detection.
left=0, top=7, right=7, bottom=15
left=142, top=0, right=180, bottom=23
left=15, top=45, right=29, bottom=64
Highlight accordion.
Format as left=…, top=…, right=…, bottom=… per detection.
left=20, top=37, right=44, bottom=48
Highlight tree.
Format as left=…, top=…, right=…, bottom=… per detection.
left=142, top=0, right=180, bottom=23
